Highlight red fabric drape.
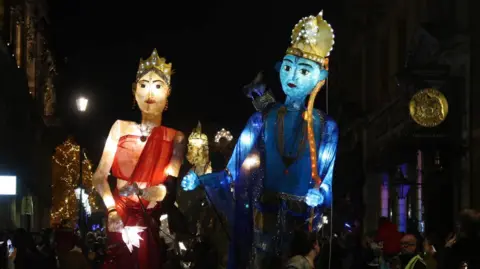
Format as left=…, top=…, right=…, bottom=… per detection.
left=104, top=126, right=176, bottom=269
left=111, top=126, right=176, bottom=186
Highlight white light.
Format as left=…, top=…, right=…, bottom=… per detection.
left=160, top=214, right=168, bottom=221
left=121, top=226, right=146, bottom=253
left=322, top=215, right=329, bottom=224
left=0, top=176, right=16, bottom=195
left=239, top=130, right=253, bottom=146
left=190, top=138, right=205, bottom=147
left=243, top=153, right=260, bottom=169
left=178, top=241, right=187, bottom=251
left=75, top=187, right=92, bottom=216
left=214, top=128, right=233, bottom=143
left=76, top=96, right=89, bottom=112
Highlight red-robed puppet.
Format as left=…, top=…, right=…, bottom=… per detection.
left=92, top=49, right=186, bottom=269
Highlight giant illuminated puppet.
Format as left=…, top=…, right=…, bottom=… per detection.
left=177, top=121, right=213, bottom=231
left=182, top=11, right=338, bottom=268
left=93, top=49, right=185, bottom=269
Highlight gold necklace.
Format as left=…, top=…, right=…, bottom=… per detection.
left=276, top=106, right=307, bottom=175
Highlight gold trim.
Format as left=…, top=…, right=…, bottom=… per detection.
left=409, top=88, right=449, bottom=128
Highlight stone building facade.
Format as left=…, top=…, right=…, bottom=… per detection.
left=333, top=0, right=471, bottom=236
left=0, top=0, right=59, bottom=230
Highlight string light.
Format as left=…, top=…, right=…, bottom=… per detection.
left=50, top=138, right=99, bottom=226
left=214, top=128, right=233, bottom=143
left=306, top=79, right=326, bottom=231
left=305, top=80, right=326, bottom=187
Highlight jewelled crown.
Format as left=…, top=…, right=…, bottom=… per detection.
left=136, top=49, right=173, bottom=83
left=286, top=11, right=334, bottom=68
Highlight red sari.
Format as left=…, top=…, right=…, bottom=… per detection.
left=103, top=126, right=177, bottom=269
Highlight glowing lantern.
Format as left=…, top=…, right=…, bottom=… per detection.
left=214, top=128, right=233, bottom=144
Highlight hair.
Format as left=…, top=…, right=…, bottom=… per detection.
left=402, top=233, right=424, bottom=253
left=290, top=230, right=318, bottom=256
left=458, top=209, right=480, bottom=237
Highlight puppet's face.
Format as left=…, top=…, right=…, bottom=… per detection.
left=135, top=71, right=169, bottom=115
left=279, top=54, right=328, bottom=100
left=186, top=129, right=209, bottom=166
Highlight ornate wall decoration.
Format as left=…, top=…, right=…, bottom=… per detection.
left=409, top=88, right=448, bottom=127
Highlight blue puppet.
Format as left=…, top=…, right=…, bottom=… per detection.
left=182, top=11, right=338, bottom=268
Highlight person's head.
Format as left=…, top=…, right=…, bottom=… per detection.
left=423, top=237, right=436, bottom=255
left=279, top=55, right=328, bottom=100
left=400, top=234, right=418, bottom=254
left=134, top=49, right=172, bottom=116
left=457, top=209, right=480, bottom=238
left=280, top=11, right=333, bottom=103
left=291, top=230, right=320, bottom=258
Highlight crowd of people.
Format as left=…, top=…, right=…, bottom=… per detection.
left=286, top=209, right=480, bottom=269
left=0, top=225, right=107, bottom=269
left=0, top=208, right=479, bottom=269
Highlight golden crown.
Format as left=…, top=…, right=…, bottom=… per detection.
left=136, top=49, right=173, bottom=83
left=286, top=11, right=334, bottom=68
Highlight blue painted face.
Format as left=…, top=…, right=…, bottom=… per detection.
left=279, top=55, right=328, bottom=100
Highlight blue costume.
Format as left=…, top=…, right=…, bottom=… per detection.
left=182, top=11, right=338, bottom=268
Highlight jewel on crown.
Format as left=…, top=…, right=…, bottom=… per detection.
left=136, top=49, right=172, bottom=82
left=287, top=10, right=335, bottom=67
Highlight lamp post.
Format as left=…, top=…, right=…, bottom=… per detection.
left=76, top=96, right=88, bottom=240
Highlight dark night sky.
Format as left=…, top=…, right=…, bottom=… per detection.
left=46, top=0, right=337, bottom=161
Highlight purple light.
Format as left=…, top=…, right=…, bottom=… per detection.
left=381, top=174, right=389, bottom=217
left=417, top=150, right=424, bottom=232
left=398, top=198, right=407, bottom=232
left=397, top=164, right=409, bottom=232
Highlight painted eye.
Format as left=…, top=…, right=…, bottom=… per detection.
left=300, top=69, right=310, bottom=75
left=283, top=65, right=291, bottom=72
left=141, top=84, right=146, bottom=88
left=156, top=85, right=161, bottom=89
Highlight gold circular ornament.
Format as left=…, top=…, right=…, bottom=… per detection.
left=409, top=88, right=448, bottom=127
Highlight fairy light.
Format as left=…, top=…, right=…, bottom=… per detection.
left=214, top=128, right=233, bottom=143
left=243, top=153, right=260, bottom=170
left=306, top=79, right=326, bottom=232
left=305, top=79, right=326, bottom=188
left=50, top=138, right=98, bottom=226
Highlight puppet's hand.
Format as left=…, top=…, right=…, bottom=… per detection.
left=305, top=188, right=324, bottom=207
left=142, top=184, right=167, bottom=202
left=181, top=171, right=200, bottom=191
left=107, top=211, right=124, bottom=233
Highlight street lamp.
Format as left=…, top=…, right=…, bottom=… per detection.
left=76, top=96, right=89, bottom=112
left=75, top=96, right=88, bottom=240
